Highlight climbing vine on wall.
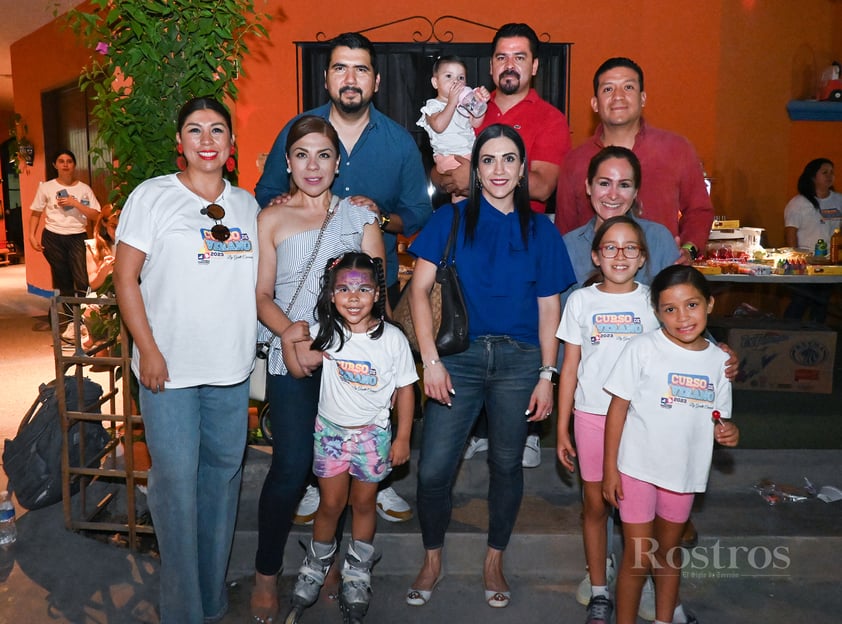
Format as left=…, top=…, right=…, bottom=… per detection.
left=65, top=0, right=268, bottom=204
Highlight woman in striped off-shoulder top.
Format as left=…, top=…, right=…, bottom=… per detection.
left=251, top=115, right=385, bottom=619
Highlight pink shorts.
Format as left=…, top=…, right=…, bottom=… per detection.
left=573, top=409, right=606, bottom=482
left=434, top=153, right=471, bottom=174
left=617, top=472, right=695, bottom=524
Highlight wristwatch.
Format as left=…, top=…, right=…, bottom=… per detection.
left=379, top=213, right=391, bottom=232
left=538, top=365, right=559, bottom=385
left=681, top=243, right=698, bottom=261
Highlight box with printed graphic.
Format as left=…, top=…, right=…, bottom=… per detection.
left=723, top=323, right=837, bottom=394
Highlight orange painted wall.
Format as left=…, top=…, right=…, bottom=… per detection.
left=236, top=1, right=722, bottom=193
left=715, top=0, right=842, bottom=247
left=11, top=1, right=842, bottom=292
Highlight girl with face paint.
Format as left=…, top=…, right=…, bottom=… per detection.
left=279, top=252, right=417, bottom=621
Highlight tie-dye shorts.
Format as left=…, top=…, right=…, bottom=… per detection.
left=313, top=415, right=392, bottom=483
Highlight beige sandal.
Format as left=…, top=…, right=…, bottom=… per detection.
left=250, top=573, right=279, bottom=624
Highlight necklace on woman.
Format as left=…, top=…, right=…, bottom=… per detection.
left=178, top=171, right=224, bottom=203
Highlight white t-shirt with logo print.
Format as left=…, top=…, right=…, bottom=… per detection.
left=116, top=173, right=259, bottom=388
left=604, top=329, right=731, bottom=493
left=557, top=282, right=660, bottom=415
left=311, top=322, right=418, bottom=429
left=30, top=178, right=101, bottom=235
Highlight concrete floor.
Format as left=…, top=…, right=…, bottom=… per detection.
left=0, top=263, right=114, bottom=493
left=2, top=262, right=842, bottom=623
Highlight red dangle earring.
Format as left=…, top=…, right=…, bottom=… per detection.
left=176, top=144, right=187, bottom=171
left=226, top=146, right=237, bottom=173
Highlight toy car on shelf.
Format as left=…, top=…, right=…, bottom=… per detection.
left=819, top=79, right=842, bottom=102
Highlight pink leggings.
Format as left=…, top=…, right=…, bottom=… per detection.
left=618, top=472, right=695, bottom=524
left=573, top=409, right=606, bottom=482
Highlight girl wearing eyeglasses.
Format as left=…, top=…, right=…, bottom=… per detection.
left=559, top=148, right=735, bottom=624
left=114, top=97, right=259, bottom=624
left=556, top=215, right=659, bottom=624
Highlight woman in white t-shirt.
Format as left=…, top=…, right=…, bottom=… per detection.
left=28, top=149, right=101, bottom=299
left=783, top=158, right=842, bottom=321
left=114, top=97, right=259, bottom=624
left=784, top=158, right=842, bottom=251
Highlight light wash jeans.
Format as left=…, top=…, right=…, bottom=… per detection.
left=417, top=336, right=540, bottom=551
left=140, top=380, right=249, bottom=624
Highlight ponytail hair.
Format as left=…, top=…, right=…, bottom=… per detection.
left=311, top=252, right=388, bottom=351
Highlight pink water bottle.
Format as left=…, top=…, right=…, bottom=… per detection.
left=458, top=87, right=487, bottom=118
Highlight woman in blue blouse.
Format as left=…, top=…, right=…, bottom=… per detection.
left=405, top=124, right=575, bottom=608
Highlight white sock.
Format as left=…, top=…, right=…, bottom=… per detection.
left=591, top=585, right=609, bottom=598
left=654, top=621, right=671, bottom=624
left=673, top=603, right=688, bottom=623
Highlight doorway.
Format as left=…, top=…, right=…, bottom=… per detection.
left=41, top=81, right=108, bottom=207
left=1, top=139, right=23, bottom=259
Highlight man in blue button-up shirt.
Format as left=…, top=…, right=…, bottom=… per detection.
left=255, top=32, right=432, bottom=304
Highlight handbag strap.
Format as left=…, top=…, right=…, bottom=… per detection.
left=261, top=195, right=339, bottom=347
left=284, top=195, right=339, bottom=316
left=439, top=207, right=460, bottom=268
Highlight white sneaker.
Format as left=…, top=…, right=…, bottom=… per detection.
left=575, top=555, right=617, bottom=606
left=376, top=486, right=413, bottom=522
left=61, top=323, right=76, bottom=342
left=638, top=576, right=656, bottom=621
left=462, top=436, right=488, bottom=460
left=293, top=485, right=320, bottom=525
left=522, top=434, right=542, bottom=468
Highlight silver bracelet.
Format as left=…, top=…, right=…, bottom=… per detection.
left=423, top=359, right=442, bottom=369
left=538, top=365, right=559, bottom=374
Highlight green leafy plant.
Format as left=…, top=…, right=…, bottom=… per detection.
left=64, top=0, right=268, bottom=204
left=84, top=274, right=120, bottom=345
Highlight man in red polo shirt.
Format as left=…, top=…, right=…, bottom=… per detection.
left=436, top=23, right=571, bottom=213
left=555, top=57, right=713, bottom=263
left=435, top=24, right=571, bottom=470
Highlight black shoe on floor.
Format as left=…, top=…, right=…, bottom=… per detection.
left=585, top=594, right=613, bottom=624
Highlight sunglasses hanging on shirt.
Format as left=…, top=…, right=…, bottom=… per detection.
left=201, top=203, right=231, bottom=242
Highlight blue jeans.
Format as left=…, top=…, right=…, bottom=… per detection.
left=254, top=370, right=321, bottom=575
left=139, top=380, right=249, bottom=624
left=417, top=336, right=540, bottom=551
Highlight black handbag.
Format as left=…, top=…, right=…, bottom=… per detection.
left=394, top=208, right=469, bottom=356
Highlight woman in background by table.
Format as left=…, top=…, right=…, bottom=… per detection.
left=783, top=158, right=842, bottom=321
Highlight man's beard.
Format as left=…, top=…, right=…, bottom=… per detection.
left=333, top=87, right=369, bottom=114
left=497, top=70, right=521, bottom=95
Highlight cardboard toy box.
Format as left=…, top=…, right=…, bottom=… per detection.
left=715, top=321, right=837, bottom=394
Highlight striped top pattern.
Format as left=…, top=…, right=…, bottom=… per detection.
left=258, top=197, right=377, bottom=375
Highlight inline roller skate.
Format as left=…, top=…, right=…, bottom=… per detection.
left=338, top=540, right=377, bottom=623
left=284, top=539, right=336, bottom=623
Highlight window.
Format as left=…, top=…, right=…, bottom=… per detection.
left=296, top=40, right=571, bottom=208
